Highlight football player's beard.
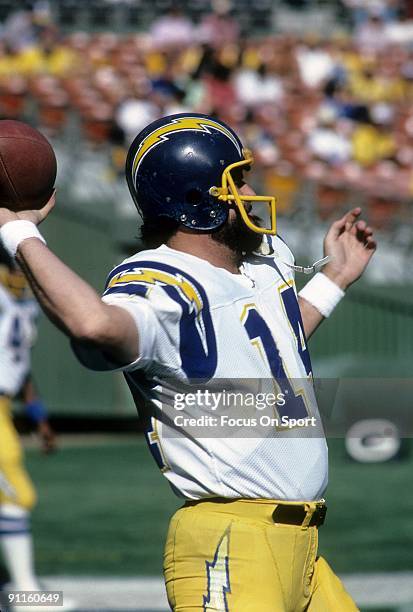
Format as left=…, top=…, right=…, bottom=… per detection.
left=211, top=209, right=263, bottom=258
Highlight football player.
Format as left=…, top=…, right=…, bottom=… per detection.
left=0, top=114, right=376, bottom=610
left=0, top=247, right=56, bottom=598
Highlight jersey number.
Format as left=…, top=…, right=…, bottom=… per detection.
left=279, top=284, right=312, bottom=376
left=242, top=305, right=309, bottom=419
left=8, top=315, right=23, bottom=362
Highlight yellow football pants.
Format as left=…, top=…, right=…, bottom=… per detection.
left=164, top=498, right=358, bottom=611
left=0, top=396, right=36, bottom=509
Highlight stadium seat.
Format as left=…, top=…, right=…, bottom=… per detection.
left=0, top=76, right=27, bottom=119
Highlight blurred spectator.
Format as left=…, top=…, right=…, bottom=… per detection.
left=198, top=0, right=240, bottom=49
left=385, top=12, right=413, bottom=44
left=295, top=39, right=336, bottom=88
left=308, top=105, right=352, bottom=164
left=192, top=45, right=238, bottom=112
left=351, top=104, right=397, bottom=165
left=0, top=43, right=27, bottom=77
left=150, top=5, right=194, bottom=51
left=354, top=14, right=388, bottom=52
left=115, top=96, right=158, bottom=144
left=235, top=63, right=284, bottom=108
left=342, top=0, right=400, bottom=26
left=16, top=28, right=77, bottom=75
left=2, top=2, right=38, bottom=52
left=348, top=59, right=405, bottom=103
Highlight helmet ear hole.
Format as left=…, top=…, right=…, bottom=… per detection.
left=185, top=188, right=203, bottom=206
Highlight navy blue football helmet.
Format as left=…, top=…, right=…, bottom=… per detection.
left=125, top=113, right=276, bottom=234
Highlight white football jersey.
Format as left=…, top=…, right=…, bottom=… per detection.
left=0, top=272, right=39, bottom=397
left=100, top=236, right=328, bottom=501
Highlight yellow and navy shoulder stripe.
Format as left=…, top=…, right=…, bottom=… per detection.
left=104, top=261, right=217, bottom=379
left=0, top=265, right=32, bottom=300
left=104, top=260, right=204, bottom=314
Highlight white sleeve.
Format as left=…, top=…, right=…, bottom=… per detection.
left=101, top=294, right=159, bottom=371
left=71, top=294, right=161, bottom=372
left=72, top=289, right=182, bottom=373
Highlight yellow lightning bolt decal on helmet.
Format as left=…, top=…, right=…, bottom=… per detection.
left=132, top=116, right=242, bottom=184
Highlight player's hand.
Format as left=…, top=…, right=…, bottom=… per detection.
left=0, top=190, right=56, bottom=227
left=322, top=207, right=377, bottom=290
left=37, top=420, right=57, bottom=454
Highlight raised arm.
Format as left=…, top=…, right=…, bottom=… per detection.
left=0, top=195, right=139, bottom=367
left=299, top=207, right=377, bottom=338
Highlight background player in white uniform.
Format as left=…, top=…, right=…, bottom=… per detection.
left=0, top=246, right=55, bottom=600
left=0, top=114, right=376, bottom=610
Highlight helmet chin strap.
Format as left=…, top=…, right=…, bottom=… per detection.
left=285, top=256, right=331, bottom=275
left=255, top=240, right=331, bottom=274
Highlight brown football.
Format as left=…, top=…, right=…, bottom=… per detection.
left=0, top=120, right=57, bottom=212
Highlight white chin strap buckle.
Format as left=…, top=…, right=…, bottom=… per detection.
left=286, top=256, right=331, bottom=275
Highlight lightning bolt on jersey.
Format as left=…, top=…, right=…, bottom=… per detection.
left=0, top=271, right=39, bottom=397
left=100, top=236, right=328, bottom=501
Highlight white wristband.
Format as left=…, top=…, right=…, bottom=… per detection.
left=298, top=272, right=345, bottom=318
left=0, top=220, right=46, bottom=258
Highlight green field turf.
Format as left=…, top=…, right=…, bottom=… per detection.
left=24, top=436, right=413, bottom=577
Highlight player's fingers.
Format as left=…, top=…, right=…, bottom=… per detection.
left=360, top=226, right=375, bottom=242
left=350, top=219, right=365, bottom=236
left=327, top=213, right=350, bottom=239
left=38, top=189, right=56, bottom=221
left=328, top=207, right=362, bottom=239
left=16, top=189, right=55, bottom=224
left=365, top=236, right=377, bottom=250
left=355, top=220, right=367, bottom=231
left=344, top=207, right=362, bottom=231
left=354, top=220, right=368, bottom=239
left=44, top=189, right=56, bottom=212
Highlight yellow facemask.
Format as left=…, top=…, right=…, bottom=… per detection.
left=209, top=149, right=277, bottom=235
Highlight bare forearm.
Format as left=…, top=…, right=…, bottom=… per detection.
left=298, top=297, right=324, bottom=339
left=17, top=238, right=107, bottom=337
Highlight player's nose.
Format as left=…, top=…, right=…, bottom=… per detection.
left=240, top=183, right=256, bottom=197
left=239, top=183, right=255, bottom=213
